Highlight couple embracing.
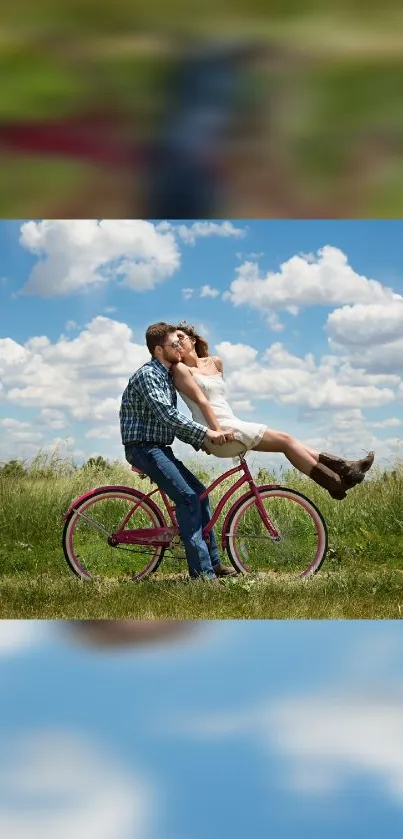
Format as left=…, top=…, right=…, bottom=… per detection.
left=120, top=321, right=374, bottom=581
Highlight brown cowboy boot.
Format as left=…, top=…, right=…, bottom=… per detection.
left=318, top=451, right=374, bottom=488
left=309, top=462, right=347, bottom=500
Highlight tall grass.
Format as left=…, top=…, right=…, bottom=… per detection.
left=0, top=452, right=402, bottom=617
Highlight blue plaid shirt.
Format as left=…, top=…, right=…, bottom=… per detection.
left=120, top=358, right=207, bottom=449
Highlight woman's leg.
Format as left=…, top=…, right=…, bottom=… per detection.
left=283, top=442, right=374, bottom=476
left=253, top=429, right=319, bottom=476
left=253, top=430, right=372, bottom=481
left=252, top=428, right=365, bottom=500
left=303, top=444, right=320, bottom=460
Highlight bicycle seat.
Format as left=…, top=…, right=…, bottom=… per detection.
left=204, top=438, right=248, bottom=458
left=131, top=465, right=148, bottom=479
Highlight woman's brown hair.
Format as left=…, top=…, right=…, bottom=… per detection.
left=176, top=321, right=209, bottom=358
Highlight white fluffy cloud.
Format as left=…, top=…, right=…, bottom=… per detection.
left=262, top=343, right=316, bottom=370
left=85, top=424, right=118, bottom=440
left=240, top=373, right=394, bottom=411
left=0, top=732, right=152, bottom=839
left=0, top=416, right=80, bottom=462
left=215, top=341, right=258, bottom=369
left=370, top=417, right=401, bottom=428
left=182, top=288, right=194, bottom=300
left=295, top=407, right=402, bottom=465
left=0, top=317, right=150, bottom=459
left=0, top=418, right=44, bottom=443
left=269, top=696, right=403, bottom=803
left=200, top=284, right=220, bottom=298
left=177, top=221, right=245, bottom=246
left=224, top=246, right=403, bottom=383
left=267, top=311, right=284, bottom=332
left=222, top=342, right=397, bottom=412
left=225, top=246, right=401, bottom=311
left=1, top=317, right=148, bottom=415
left=345, top=339, right=403, bottom=375
left=40, top=409, right=68, bottom=430
left=182, top=285, right=220, bottom=299
left=169, top=631, right=403, bottom=807
left=327, top=301, right=403, bottom=347
left=0, top=316, right=149, bottom=460
left=0, top=622, right=44, bottom=654
left=172, top=694, right=403, bottom=805
left=19, top=220, right=181, bottom=296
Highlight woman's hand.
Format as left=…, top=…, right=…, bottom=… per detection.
left=205, top=428, right=236, bottom=446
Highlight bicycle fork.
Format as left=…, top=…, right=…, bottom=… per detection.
left=251, top=485, right=281, bottom=542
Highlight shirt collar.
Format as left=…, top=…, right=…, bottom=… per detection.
left=151, top=357, right=172, bottom=377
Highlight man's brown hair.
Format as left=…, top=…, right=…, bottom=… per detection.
left=145, top=322, right=177, bottom=356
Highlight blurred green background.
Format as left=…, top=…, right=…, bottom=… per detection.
left=1, top=2, right=403, bottom=217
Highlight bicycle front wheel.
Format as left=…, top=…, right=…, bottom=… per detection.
left=225, top=486, right=328, bottom=578
left=63, top=487, right=167, bottom=581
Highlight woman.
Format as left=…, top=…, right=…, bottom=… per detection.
left=172, top=322, right=375, bottom=501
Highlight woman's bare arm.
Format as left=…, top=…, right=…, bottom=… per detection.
left=212, top=356, right=223, bottom=374
left=172, top=362, right=222, bottom=431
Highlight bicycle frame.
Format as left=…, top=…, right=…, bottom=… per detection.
left=111, top=456, right=280, bottom=549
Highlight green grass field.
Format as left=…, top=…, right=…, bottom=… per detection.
left=0, top=454, right=402, bottom=619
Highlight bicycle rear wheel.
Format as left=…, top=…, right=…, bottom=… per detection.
left=63, top=487, right=167, bottom=581
left=225, top=486, right=328, bottom=578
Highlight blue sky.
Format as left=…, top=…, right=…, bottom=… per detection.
left=1, top=619, right=403, bottom=838
left=0, top=219, right=402, bottom=469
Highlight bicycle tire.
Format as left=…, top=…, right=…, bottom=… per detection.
left=62, top=486, right=168, bottom=581
left=224, top=485, right=328, bottom=578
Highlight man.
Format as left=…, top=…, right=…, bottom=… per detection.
left=120, top=322, right=237, bottom=581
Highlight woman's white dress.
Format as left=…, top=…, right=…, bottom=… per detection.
left=178, top=372, right=265, bottom=458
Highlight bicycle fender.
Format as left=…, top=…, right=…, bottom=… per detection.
left=63, top=485, right=166, bottom=523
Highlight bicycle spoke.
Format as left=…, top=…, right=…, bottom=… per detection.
left=72, top=508, right=112, bottom=537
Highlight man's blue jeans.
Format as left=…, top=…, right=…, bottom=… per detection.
left=125, top=443, right=220, bottom=579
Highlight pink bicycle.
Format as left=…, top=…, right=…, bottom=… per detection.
left=62, top=455, right=328, bottom=581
